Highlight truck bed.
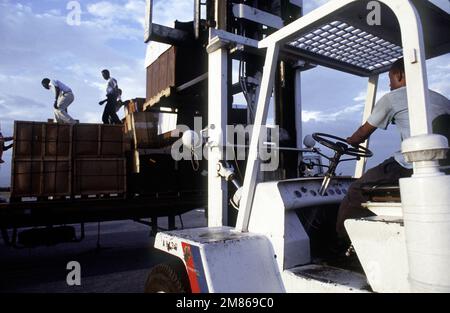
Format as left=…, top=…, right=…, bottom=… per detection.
left=0, top=192, right=205, bottom=229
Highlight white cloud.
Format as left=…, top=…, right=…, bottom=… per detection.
left=87, top=1, right=118, bottom=18
left=353, top=91, right=366, bottom=102
left=303, top=103, right=364, bottom=122
left=0, top=92, right=48, bottom=123
left=83, top=111, right=103, bottom=124
left=303, top=0, right=331, bottom=14
left=152, top=0, right=193, bottom=26
left=87, top=0, right=146, bottom=27
left=427, top=55, right=450, bottom=96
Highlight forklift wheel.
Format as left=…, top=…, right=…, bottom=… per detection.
left=144, top=261, right=191, bottom=293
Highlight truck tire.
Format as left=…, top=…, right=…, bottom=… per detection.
left=144, top=261, right=191, bottom=293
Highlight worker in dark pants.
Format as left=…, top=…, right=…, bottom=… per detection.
left=336, top=58, right=450, bottom=244
left=0, top=131, right=13, bottom=203
left=0, top=132, right=13, bottom=164
left=99, top=69, right=122, bottom=125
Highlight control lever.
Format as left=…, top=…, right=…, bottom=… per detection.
left=217, top=161, right=241, bottom=189
left=319, top=173, right=333, bottom=196
left=217, top=161, right=242, bottom=210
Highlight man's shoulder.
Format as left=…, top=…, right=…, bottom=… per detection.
left=378, top=88, right=407, bottom=106
left=387, top=87, right=407, bottom=98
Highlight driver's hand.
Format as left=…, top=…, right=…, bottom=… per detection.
left=346, top=137, right=359, bottom=147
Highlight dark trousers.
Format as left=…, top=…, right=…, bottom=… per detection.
left=102, top=95, right=122, bottom=125
left=336, top=157, right=413, bottom=238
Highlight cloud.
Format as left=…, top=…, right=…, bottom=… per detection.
left=427, top=54, right=450, bottom=96
left=0, top=93, right=48, bottom=123
left=303, top=103, right=365, bottom=122
left=303, top=0, right=331, bottom=14
left=152, top=0, right=193, bottom=26
left=87, top=0, right=146, bottom=27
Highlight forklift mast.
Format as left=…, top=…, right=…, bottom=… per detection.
left=145, top=0, right=306, bottom=226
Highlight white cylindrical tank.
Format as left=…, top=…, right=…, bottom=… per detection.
left=401, top=135, right=450, bottom=293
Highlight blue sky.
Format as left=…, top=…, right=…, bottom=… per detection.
left=0, top=0, right=449, bottom=186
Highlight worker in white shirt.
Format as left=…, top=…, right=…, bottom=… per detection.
left=336, top=58, right=450, bottom=242
left=41, top=78, right=76, bottom=124
left=99, top=69, right=122, bottom=124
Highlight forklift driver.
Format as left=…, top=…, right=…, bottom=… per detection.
left=336, top=58, right=450, bottom=240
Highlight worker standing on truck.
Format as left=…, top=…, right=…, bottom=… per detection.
left=0, top=132, right=13, bottom=164
left=42, top=78, right=77, bottom=124
left=336, top=58, right=450, bottom=242
left=99, top=88, right=126, bottom=122
left=99, top=69, right=122, bottom=125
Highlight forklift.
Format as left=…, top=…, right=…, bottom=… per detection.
left=143, top=0, right=450, bottom=293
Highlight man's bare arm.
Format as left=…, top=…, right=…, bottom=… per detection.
left=54, top=86, right=61, bottom=109
left=347, top=122, right=377, bottom=146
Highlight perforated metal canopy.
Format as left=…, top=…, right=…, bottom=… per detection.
left=289, top=20, right=403, bottom=72
left=278, top=0, right=450, bottom=77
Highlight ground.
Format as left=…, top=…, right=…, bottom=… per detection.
left=0, top=208, right=207, bottom=293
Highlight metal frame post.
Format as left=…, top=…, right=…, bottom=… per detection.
left=294, top=65, right=303, bottom=169
left=144, top=0, right=153, bottom=43
left=354, top=75, right=378, bottom=178
left=207, top=44, right=229, bottom=227
left=236, top=44, right=280, bottom=232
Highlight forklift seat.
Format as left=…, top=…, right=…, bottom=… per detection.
left=362, top=184, right=401, bottom=203
left=361, top=114, right=450, bottom=204
left=361, top=185, right=402, bottom=217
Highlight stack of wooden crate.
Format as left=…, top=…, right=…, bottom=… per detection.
left=123, top=111, right=181, bottom=173
left=72, top=124, right=126, bottom=197
left=11, top=121, right=126, bottom=201
left=12, top=122, right=72, bottom=200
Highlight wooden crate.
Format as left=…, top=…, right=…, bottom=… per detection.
left=42, top=160, right=71, bottom=196
left=125, top=112, right=159, bottom=149
left=13, top=121, right=44, bottom=158
left=145, top=43, right=207, bottom=107
left=125, top=98, right=146, bottom=114
left=101, top=124, right=125, bottom=156
left=146, top=47, right=176, bottom=102
left=73, top=124, right=125, bottom=158
left=73, top=158, right=126, bottom=195
left=43, top=123, right=72, bottom=158
left=11, top=159, right=71, bottom=198
left=73, top=124, right=99, bottom=157
left=13, top=121, right=73, bottom=159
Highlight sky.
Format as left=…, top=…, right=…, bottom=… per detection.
left=0, top=0, right=449, bottom=186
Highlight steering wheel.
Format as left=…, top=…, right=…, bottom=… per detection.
left=311, top=133, right=373, bottom=196
left=312, top=133, right=373, bottom=158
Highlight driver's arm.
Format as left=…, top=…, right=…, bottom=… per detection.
left=347, top=122, right=377, bottom=146
left=348, top=93, right=393, bottom=146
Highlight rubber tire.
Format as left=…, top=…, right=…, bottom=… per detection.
left=144, top=262, right=191, bottom=293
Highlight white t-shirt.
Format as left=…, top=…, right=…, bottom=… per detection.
left=368, top=87, right=450, bottom=168
left=50, top=80, right=72, bottom=95
left=106, top=78, right=118, bottom=96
